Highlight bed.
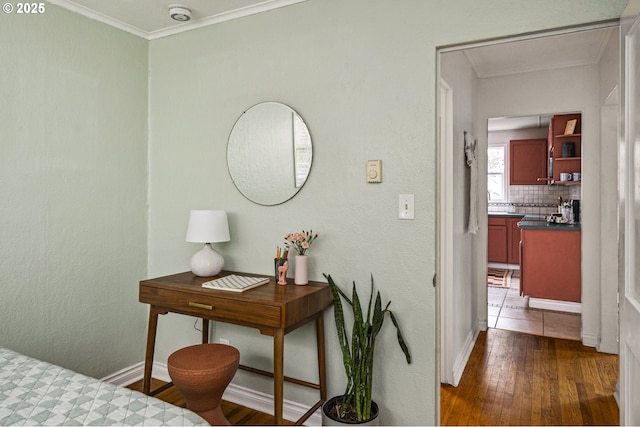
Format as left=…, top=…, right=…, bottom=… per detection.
left=0, top=346, right=208, bottom=426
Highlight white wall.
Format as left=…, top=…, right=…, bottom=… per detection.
left=146, top=1, right=627, bottom=424
left=597, top=28, right=621, bottom=354
left=0, top=6, right=149, bottom=376
left=475, top=62, right=604, bottom=346
left=440, top=50, right=478, bottom=385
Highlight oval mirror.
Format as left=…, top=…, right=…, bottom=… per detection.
left=227, top=102, right=313, bottom=205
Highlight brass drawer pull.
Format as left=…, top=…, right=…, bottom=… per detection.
left=189, top=301, right=213, bottom=310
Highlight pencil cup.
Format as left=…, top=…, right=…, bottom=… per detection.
left=274, top=258, right=280, bottom=281
left=274, top=258, right=287, bottom=281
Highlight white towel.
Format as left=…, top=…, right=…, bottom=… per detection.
left=465, top=133, right=479, bottom=234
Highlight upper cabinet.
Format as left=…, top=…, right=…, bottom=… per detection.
left=548, top=113, right=581, bottom=184
left=509, top=139, right=547, bottom=185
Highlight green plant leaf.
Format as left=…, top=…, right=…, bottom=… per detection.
left=390, top=310, right=412, bottom=364
left=323, top=273, right=412, bottom=421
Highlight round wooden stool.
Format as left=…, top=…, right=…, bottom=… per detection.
left=167, top=343, right=240, bottom=426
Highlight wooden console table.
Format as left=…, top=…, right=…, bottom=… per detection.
left=139, top=271, right=333, bottom=425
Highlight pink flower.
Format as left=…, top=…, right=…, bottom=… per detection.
left=283, top=229, right=318, bottom=255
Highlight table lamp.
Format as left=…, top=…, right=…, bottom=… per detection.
left=186, top=210, right=230, bottom=277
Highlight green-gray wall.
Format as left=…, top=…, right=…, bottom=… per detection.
left=0, top=7, right=148, bottom=376
left=148, top=1, right=627, bottom=424
left=0, top=1, right=628, bottom=425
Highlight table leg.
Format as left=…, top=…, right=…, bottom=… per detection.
left=316, top=315, right=327, bottom=401
left=274, top=328, right=284, bottom=425
left=202, top=318, right=209, bottom=344
left=143, top=306, right=160, bottom=394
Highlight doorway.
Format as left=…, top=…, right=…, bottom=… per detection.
left=437, top=22, right=621, bottom=387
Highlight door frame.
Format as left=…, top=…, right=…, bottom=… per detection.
left=438, top=78, right=454, bottom=386
left=619, top=12, right=640, bottom=424
left=437, top=19, right=621, bottom=406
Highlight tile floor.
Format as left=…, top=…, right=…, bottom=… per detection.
left=488, top=269, right=582, bottom=341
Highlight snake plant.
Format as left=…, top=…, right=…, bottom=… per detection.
left=323, top=273, right=411, bottom=422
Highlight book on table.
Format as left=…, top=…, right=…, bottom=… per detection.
left=202, top=274, right=270, bottom=292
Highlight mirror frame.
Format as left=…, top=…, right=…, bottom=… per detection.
left=227, top=102, right=313, bottom=206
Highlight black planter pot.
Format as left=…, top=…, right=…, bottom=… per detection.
left=321, top=395, right=380, bottom=426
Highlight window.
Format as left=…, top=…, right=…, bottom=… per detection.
left=487, top=143, right=507, bottom=201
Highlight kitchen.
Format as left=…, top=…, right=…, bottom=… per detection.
left=487, top=112, right=583, bottom=338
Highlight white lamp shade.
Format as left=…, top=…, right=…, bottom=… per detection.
left=186, top=210, right=230, bottom=243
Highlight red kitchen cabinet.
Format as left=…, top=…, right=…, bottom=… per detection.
left=549, top=113, right=581, bottom=184
left=489, top=215, right=523, bottom=264
left=488, top=216, right=508, bottom=263
left=509, top=139, right=548, bottom=185
left=507, top=217, right=522, bottom=264
left=520, top=228, right=581, bottom=302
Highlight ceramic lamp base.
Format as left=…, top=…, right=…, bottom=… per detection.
left=191, top=243, right=224, bottom=277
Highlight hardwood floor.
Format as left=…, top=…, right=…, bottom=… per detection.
left=441, top=328, right=619, bottom=426
left=129, top=329, right=619, bottom=426
left=127, top=378, right=293, bottom=425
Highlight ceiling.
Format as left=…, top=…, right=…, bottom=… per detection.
left=46, top=0, right=308, bottom=39
left=464, top=27, right=615, bottom=79
left=488, top=115, right=552, bottom=132
left=466, top=26, right=616, bottom=131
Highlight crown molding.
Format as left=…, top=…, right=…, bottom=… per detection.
left=47, top=0, right=149, bottom=38
left=46, top=0, right=309, bottom=40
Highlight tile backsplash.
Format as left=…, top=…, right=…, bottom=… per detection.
left=489, top=185, right=580, bottom=216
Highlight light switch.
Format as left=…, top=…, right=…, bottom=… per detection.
left=399, top=194, right=414, bottom=220
left=367, top=160, right=382, bottom=183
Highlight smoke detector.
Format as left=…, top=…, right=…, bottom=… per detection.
left=169, top=5, right=191, bottom=22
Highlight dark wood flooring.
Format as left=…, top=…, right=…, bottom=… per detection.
left=441, top=328, right=619, bottom=426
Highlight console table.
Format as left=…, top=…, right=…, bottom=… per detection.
left=139, top=271, right=333, bottom=425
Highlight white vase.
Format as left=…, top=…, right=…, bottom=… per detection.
left=294, top=255, right=308, bottom=285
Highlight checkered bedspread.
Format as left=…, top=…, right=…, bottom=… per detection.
left=0, top=346, right=207, bottom=426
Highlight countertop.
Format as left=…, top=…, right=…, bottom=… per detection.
left=517, top=215, right=581, bottom=231
left=488, top=212, right=525, bottom=218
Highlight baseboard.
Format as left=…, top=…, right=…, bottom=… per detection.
left=101, top=361, right=148, bottom=385
left=528, top=298, right=582, bottom=313
left=451, top=329, right=479, bottom=387
left=102, top=361, right=322, bottom=426
left=582, top=332, right=600, bottom=348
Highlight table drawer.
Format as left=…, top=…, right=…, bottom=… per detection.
left=140, top=285, right=281, bottom=328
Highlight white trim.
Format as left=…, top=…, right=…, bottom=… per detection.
left=451, top=330, right=479, bottom=387
left=438, top=79, right=455, bottom=386
left=100, top=361, right=147, bottom=386
left=102, top=361, right=322, bottom=426
left=528, top=297, right=582, bottom=313
left=46, top=0, right=149, bottom=38
left=582, top=332, right=601, bottom=348
left=46, top=0, right=309, bottom=40
left=440, top=20, right=619, bottom=53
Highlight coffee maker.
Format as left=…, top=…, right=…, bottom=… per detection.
left=570, top=199, right=580, bottom=223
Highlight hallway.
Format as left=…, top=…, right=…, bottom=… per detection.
left=440, top=328, right=619, bottom=425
